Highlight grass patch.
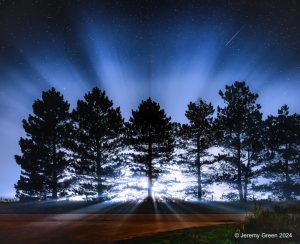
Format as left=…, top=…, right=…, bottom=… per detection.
left=236, top=202, right=300, bottom=243
left=120, top=202, right=300, bottom=244
left=120, top=224, right=239, bottom=244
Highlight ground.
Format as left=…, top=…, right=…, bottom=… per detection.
left=0, top=200, right=268, bottom=243
left=0, top=213, right=245, bottom=243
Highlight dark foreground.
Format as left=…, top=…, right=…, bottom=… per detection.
left=0, top=213, right=245, bottom=243
left=0, top=200, right=298, bottom=243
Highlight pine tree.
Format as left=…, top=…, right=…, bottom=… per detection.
left=259, top=105, right=300, bottom=200
left=216, top=81, right=263, bottom=201
left=15, top=88, right=71, bottom=200
left=179, top=99, right=215, bottom=201
left=126, top=98, right=174, bottom=200
left=70, top=87, right=124, bottom=200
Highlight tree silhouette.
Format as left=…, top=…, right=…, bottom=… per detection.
left=13, top=83, right=300, bottom=202
left=126, top=98, right=174, bottom=199
left=70, top=87, right=124, bottom=200
left=179, top=99, right=215, bottom=201
left=15, top=88, right=71, bottom=200
left=258, top=105, right=300, bottom=200
left=215, top=81, right=262, bottom=201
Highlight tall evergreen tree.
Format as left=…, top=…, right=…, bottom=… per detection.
left=215, top=81, right=263, bottom=201
left=15, top=88, right=71, bottom=200
left=70, top=87, right=124, bottom=200
left=258, top=105, right=300, bottom=200
left=126, top=98, right=174, bottom=199
left=179, top=99, right=215, bottom=201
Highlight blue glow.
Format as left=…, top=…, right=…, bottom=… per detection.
left=0, top=2, right=299, bottom=198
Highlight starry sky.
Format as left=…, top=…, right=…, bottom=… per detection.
left=0, top=0, right=300, bottom=198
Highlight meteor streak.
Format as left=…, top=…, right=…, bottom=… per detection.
left=225, top=25, right=245, bottom=47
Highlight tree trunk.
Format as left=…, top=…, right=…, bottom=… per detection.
left=96, top=161, right=101, bottom=199
left=284, top=144, right=291, bottom=200
left=196, top=135, right=202, bottom=201
left=243, top=150, right=250, bottom=202
left=148, top=141, right=153, bottom=199
left=148, top=175, right=153, bottom=199
left=197, top=162, right=202, bottom=201
left=96, top=140, right=102, bottom=199
left=237, top=134, right=243, bottom=201
left=52, top=138, right=58, bottom=200
left=52, top=171, right=58, bottom=200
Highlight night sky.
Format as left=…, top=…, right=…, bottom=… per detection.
left=1, top=0, right=300, bottom=197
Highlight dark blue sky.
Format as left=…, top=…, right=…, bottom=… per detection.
left=0, top=0, right=300, bottom=197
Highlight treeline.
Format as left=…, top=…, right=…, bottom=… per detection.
left=15, top=81, right=300, bottom=202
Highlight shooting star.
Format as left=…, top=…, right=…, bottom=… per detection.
left=225, top=25, right=245, bottom=47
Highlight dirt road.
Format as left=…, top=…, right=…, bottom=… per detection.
left=0, top=214, right=245, bottom=243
